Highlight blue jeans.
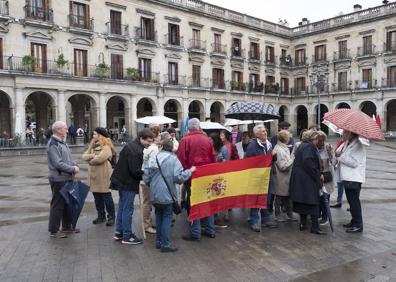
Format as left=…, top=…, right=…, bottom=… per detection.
left=115, top=190, right=136, bottom=240
left=336, top=182, right=344, bottom=204
left=154, top=204, right=173, bottom=247
left=249, top=195, right=272, bottom=225
left=190, top=216, right=215, bottom=239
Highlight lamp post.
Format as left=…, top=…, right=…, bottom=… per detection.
left=309, top=70, right=329, bottom=130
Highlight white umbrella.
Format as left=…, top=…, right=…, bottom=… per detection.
left=200, top=121, right=230, bottom=132
left=224, top=119, right=275, bottom=127
left=135, top=116, right=176, bottom=125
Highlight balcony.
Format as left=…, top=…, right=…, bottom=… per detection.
left=105, top=22, right=129, bottom=41
left=279, top=56, right=293, bottom=67
left=210, top=43, right=227, bottom=57
left=188, top=39, right=206, bottom=53
left=333, top=50, right=352, bottom=62
left=0, top=0, right=9, bottom=20
left=294, top=58, right=308, bottom=67
left=24, top=5, right=53, bottom=27
left=131, top=71, right=160, bottom=83
left=164, top=34, right=184, bottom=50
left=355, top=80, right=375, bottom=90
left=231, top=81, right=246, bottom=91
left=383, top=42, right=396, bottom=55
left=135, top=27, right=158, bottom=46
left=264, top=56, right=277, bottom=66
left=312, top=54, right=328, bottom=64
left=163, top=74, right=187, bottom=86
left=188, top=77, right=210, bottom=88
left=211, top=79, right=227, bottom=90
left=248, top=50, right=261, bottom=63
left=69, top=14, right=94, bottom=35
left=382, top=79, right=396, bottom=88
left=264, top=83, right=280, bottom=94
left=290, top=86, right=309, bottom=96
left=332, top=82, right=352, bottom=92
left=230, top=47, right=245, bottom=61
left=357, top=45, right=376, bottom=57
left=248, top=82, right=264, bottom=93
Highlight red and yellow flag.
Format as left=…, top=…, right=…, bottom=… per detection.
left=189, top=154, right=272, bottom=221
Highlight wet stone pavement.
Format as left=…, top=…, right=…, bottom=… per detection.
left=0, top=142, right=396, bottom=282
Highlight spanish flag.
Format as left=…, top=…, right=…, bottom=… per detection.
left=189, top=154, right=272, bottom=221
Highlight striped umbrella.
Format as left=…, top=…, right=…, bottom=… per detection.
left=323, top=109, right=384, bottom=141
left=224, top=102, right=279, bottom=121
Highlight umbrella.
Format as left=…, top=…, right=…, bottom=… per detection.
left=60, top=180, right=90, bottom=228
left=224, top=119, right=254, bottom=127
left=321, top=189, right=334, bottom=233
left=135, top=116, right=176, bottom=125
left=224, top=102, right=280, bottom=121
left=323, top=109, right=384, bottom=141
left=200, top=121, right=230, bottom=132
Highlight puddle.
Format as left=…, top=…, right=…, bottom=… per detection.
left=30, top=176, right=47, bottom=179
left=0, top=207, right=49, bottom=213
left=0, top=215, right=49, bottom=227
left=0, top=174, right=17, bottom=178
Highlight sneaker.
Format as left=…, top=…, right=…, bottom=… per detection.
left=121, top=234, right=143, bottom=245
left=61, top=228, right=80, bottom=234
left=106, top=218, right=115, bottom=227
left=50, top=231, right=67, bottom=238
left=161, top=245, right=178, bottom=253
left=250, top=224, right=261, bottom=232
left=319, top=218, right=329, bottom=225
left=92, top=217, right=106, bottom=224
left=145, top=227, right=157, bottom=234
left=275, top=216, right=286, bottom=223
left=214, top=219, right=228, bottom=228
left=113, top=233, right=123, bottom=241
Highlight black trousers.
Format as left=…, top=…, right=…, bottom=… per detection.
left=344, top=181, right=363, bottom=228
left=275, top=195, right=292, bottom=217
left=300, top=214, right=319, bottom=231
left=48, top=181, right=71, bottom=233
left=92, top=192, right=115, bottom=219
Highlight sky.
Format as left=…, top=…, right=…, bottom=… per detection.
left=205, top=0, right=386, bottom=27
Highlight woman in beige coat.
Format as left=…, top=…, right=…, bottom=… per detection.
left=83, top=127, right=116, bottom=226
left=272, top=130, right=296, bottom=222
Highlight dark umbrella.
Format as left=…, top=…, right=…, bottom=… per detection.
left=60, top=180, right=90, bottom=228
left=322, top=191, right=334, bottom=233
left=224, top=102, right=280, bottom=121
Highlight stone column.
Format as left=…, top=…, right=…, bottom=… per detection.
left=131, top=96, right=137, bottom=138
left=14, top=89, right=26, bottom=143
left=157, top=97, right=164, bottom=116
left=99, top=92, right=107, bottom=128
left=58, top=91, right=66, bottom=123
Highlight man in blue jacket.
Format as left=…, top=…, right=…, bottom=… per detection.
left=245, top=124, right=278, bottom=232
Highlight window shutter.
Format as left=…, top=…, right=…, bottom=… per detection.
left=0, top=38, right=3, bottom=69
left=42, top=44, right=47, bottom=73
left=83, top=50, right=87, bottom=76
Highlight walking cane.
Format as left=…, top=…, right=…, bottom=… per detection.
left=139, top=185, right=146, bottom=240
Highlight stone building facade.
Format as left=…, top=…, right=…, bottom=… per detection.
left=0, top=0, right=396, bottom=140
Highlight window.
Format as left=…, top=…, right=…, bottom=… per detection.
left=70, top=1, right=89, bottom=29
left=295, top=49, right=306, bottom=65
left=295, top=77, right=306, bottom=94
left=232, top=38, right=241, bottom=56
left=266, top=75, right=275, bottom=86
left=387, top=66, right=396, bottom=87
left=363, top=36, right=373, bottom=55
left=111, top=54, right=123, bottom=79
left=386, top=31, right=396, bottom=52
left=338, top=40, right=348, bottom=59
left=138, top=58, right=151, bottom=81
left=140, top=17, right=155, bottom=41
left=0, top=38, right=3, bottom=69
left=214, top=34, right=222, bottom=52
left=168, top=62, right=178, bottom=85
left=74, top=49, right=87, bottom=77
left=232, top=71, right=243, bottom=90
left=110, top=10, right=122, bottom=35
left=168, top=23, right=180, bottom=46
left=192, top=65, right=201, bottom=87
left=212, top=68, right=224, bottom=89
left=314, top=45, right=326, bottom=62
left=250, top=42, right=260, bottom=60
left=192, top=29, right=201, bottom=48
left=249, top=73, right=261, bottom=92
left=265, top=46, right=275, bottom=63
left=338, top=72, right=348, bottom=91
left=281, top=78, right=289, bottom=94
left=31, top=42, right=47, bottom=73
left=362, top=69, right=372, bottom=88
left=281, top=49, right=287, bottom=59
left=26, top=0, right=49, bottom=21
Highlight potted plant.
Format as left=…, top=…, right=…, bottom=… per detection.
left=21, top=55, right=36, bottom=72
left=126, top=67, right=140, bottom=81
left=55, top=54, right=69, bottom=74
left=95, top=62, right=110, bottom=78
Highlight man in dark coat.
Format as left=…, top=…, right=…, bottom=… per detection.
left=177, top=118, right=217, bottom=241
left=68, top=124, right=77, bottom=145
left=289, top=130, right=326, bottom=235
left=111, top=128, right=154, bottom=245
left=245, top=124, right=277, bottom=232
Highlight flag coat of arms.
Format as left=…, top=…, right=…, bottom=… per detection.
left=189, top=154, right=272, bottom=221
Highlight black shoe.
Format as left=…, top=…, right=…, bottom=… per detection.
left=202, top=232, right=216, bottom=239
left=181, top=235, right=200, bottom=242
left=113, top=233, right=123, bottom=241
left=161, top=245, right=178, bottom=253
left=92, top=217, right=106, bottom=224
left=156, top=241, right=162, bottom=249
left=214, top=219, right=228, bottom=228
left=346, top=226, right=363, bottom=233
left=319, top=218, right=328, bottom=225
left=330, top=203, right=342, bottom=208
left=250, top=224, right=261, bottom=232
left=106, top=217, right=115, bottom=226
left=311, top=229, right=327, bottom=235
left=121, top=234, right=143, bottom=245
left=299, top=224, right=307, bottom=231
left=343, top=222, right=353, bottom=228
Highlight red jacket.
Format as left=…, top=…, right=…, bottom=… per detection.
left=177, top=131, right=216, bottom=169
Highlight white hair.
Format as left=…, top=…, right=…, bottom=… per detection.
left=52, top=121, right=67, bottom=131
left=188, top=118, right=200, bottom=131
left=253, top=124, right=266, bottom=136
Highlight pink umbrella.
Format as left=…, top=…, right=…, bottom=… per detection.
left=375, top=114, right=381, bottom=129
left=323, top=109, right=385, bottom=141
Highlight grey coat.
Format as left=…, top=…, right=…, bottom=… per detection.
left=318, top=143, right=336, bottom=194
left=143, top=150, right=192, bottom=205
left=47, top=136, right=77, bottom=182
left=272, top=142, right=293, bottom=196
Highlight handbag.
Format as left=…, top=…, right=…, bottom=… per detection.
left=155, top=156, right=182, bottom=215
left=322, top=171, right=333, bottom=183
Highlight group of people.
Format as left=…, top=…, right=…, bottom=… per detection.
left=46, top=117, right=367, bottom=252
